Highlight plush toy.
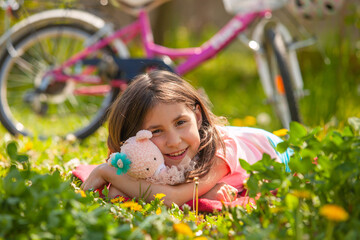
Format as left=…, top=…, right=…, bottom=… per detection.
left=107, top=130, right=194, bottom=185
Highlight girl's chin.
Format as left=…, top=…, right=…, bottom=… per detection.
left=164, top=159, right=183, bottom=167
left=165, top=155, right=193, bottom=168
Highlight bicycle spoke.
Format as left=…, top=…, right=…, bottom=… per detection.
left=6, top=74, right=33, bottom=87
left=49, top=26, right=65, bottom=60
left=12, top=56, right=38, bottom=76
left=34, top=34, right=58, bottom=65
left=67, top=94, right=80, bottom=108
left=0, top=13, right=122, bottom=139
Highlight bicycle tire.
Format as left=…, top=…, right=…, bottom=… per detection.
left=0, top=17, right=125, bottom=139
left=265, top=28, right=301, bottom=128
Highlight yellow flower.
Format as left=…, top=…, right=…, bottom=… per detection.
left=173, top=223, right=194, bottom=237
left=270, top=206, right=285, bottom=214
left=75, top=189, right=86, bottom=198
left=24, top=141, right=33, bottom=151
left=156, top=207, right=162, bottom=215
left=291, top=190, right=312, bottom=199
left=120, top=202, right=143, bottom=211
left=194, top=237, right=208, bottom=240
left=110, top=196, right=125, bottom=203
left=232, top=118, right=243, bottom=126
left=154, top=193, right=166, bottom=200
left=273, top=128, right=288, bottom=137
left=319, top=204, right=349, bottom=222
left=244, top=116, right=257, bottom=126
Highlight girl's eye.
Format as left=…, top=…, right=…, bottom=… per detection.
left=152, top=129, right=161, bottom=135
left=176, top=120, right=186, bottom=126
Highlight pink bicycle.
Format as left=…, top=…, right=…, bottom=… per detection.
left=0, top=0, right=313, bottom=139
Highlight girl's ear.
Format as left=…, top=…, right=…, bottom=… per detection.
left=194, top=104, right=203, bottom=130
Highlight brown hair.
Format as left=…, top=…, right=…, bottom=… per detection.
left=107, top=70, right=225, bottom=182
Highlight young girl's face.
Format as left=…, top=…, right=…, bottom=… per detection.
left=142, top=102, right=202, bottom=167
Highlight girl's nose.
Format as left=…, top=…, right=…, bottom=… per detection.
left=166, top=130, right=181, bottom=148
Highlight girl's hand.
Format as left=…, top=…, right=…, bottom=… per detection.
left=81, top=163, right=109, bottom=191
left=201, top=182, right=238, bottom=202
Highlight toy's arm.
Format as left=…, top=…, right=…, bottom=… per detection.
left=81, top=157, right=229, bottom=207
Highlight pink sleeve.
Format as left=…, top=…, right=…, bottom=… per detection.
left=215, top=135, right=248, bottom=191
left=214, top=126, right=281, bottom=191
left=215, top=135, right=239, bottom=175
left=237, top=132, right=281, bottom=164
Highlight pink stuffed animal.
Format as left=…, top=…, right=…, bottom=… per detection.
left=107, top=130, right=194, bottom=185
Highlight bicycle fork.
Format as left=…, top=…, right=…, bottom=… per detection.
left=239, top=23, right=310, bottom=102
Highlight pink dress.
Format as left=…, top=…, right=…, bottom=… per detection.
left=215, top=126, right=291, bottom=192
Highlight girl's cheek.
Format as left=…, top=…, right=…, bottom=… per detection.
left=150, top=137, right=164, bottom=151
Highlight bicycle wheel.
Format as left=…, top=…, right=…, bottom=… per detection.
left=264, top=28, right=301, bottom=128
left=0, top=21, right=122, bottom=139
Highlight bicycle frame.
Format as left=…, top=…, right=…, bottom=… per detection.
left=0, top=1, right=306, bottom=138
left=49, top=9, right=268, bottom=91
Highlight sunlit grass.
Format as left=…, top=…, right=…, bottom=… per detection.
left=1, top=36, right=359, bottom=137
left=0, top=27, right=359, bottom=240
left=1, top=21, right=358, bottom=138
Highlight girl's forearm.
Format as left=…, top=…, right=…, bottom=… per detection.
left=100, top=163, right=185, bottom=206
left=99, top=157, right=229, bottom=206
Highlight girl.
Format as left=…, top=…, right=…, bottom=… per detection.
left=81, top=70, right=291, bottom=207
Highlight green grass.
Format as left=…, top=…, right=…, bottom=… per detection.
left=160, top=25, right=360, bottom=131
left=1, top=119, right=360, bottom=239
left=299, top=40, right=360, bottom=127
left=1, top=13, right=360, bottom=239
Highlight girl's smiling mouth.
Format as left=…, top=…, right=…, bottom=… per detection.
left=166, top=148, right=188, bottom=160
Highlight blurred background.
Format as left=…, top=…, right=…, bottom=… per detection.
left=0, top=0, right=359, bottom=133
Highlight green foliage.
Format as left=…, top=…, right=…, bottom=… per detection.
left=6, top=141, right=29, bottom=165
left=0, top=0, right=78, bottom=34
left=0, top=166, right=119, bottom=239
left=239, top=117, right=360, bottom=239
left=1, top=117, right=360, bottom=239
left=0, top=2, right=359, bottom=239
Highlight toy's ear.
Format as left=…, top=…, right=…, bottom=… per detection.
left=136, top=130, right=153, bottom=141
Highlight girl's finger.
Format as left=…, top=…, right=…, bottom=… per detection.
left=217, top=191, right=226, bottom=202
left=224, top=188, right=233, bottom=202
left=226, top=186, right=237, bottom=201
